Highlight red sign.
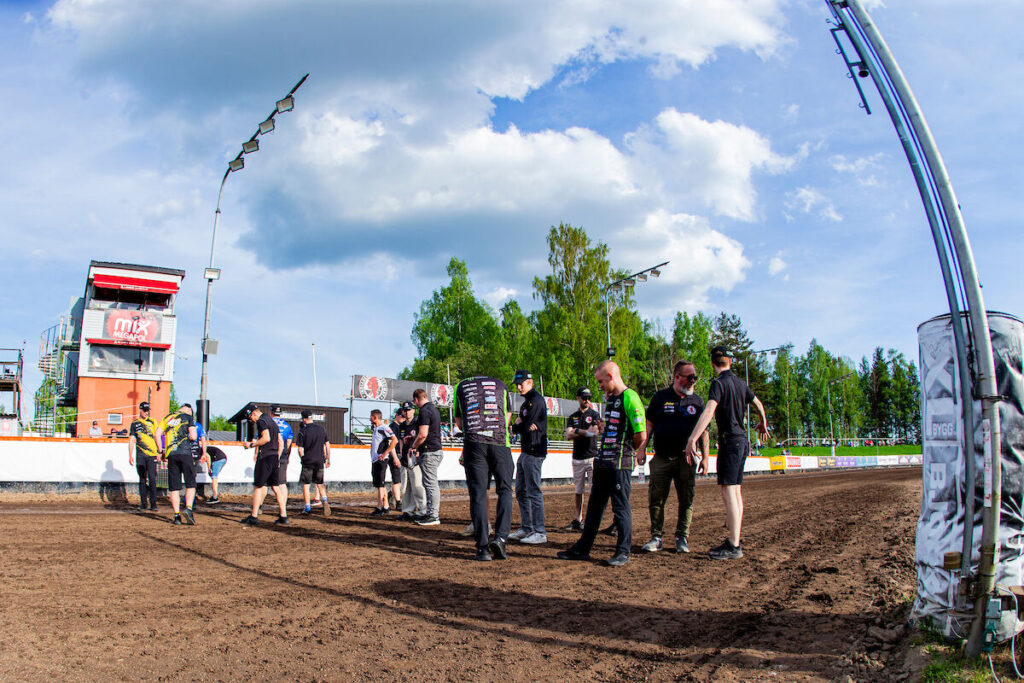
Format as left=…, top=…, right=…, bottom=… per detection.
left=545, top=397, right=561, bottom=416
left=430, top=383, right=453, bottom=407
left=103, top=310, right=162, bottom=343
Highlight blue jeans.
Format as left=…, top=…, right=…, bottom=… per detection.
left=515, top=453, right=545, bottom=534
left=418, top=450, right=443, bottom=519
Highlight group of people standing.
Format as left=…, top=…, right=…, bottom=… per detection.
left=126, top=345, right=769, bottom=566
left=452, top=345, right=769, bottom=564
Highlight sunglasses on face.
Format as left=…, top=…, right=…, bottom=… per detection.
left=676, top=374, right=698, bottom=381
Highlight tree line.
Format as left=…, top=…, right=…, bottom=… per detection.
left=400, top=223, right=921, bottom=444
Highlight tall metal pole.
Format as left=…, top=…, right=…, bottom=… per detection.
left=827, top=381, right=834, bottom=455
left=831, top=1, right=1003, bottom=656
left=199, top=170, right=229, bottom=431
left=312, top=343, right=319, bottom=405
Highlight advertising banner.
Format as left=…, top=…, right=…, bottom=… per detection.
left=352, top=375, right=595, bottom=416
left=786, top=456, right=802, bottom=469
left=836, top=456, right=856, bottom=468
left=769, top=456, right=787, bottom=471
left=103, top=310, right=162, bottom=344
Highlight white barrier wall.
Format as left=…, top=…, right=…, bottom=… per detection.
left=0, top=437, right=917, bottom=486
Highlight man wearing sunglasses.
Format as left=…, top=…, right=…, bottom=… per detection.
left=640, top=360, right=709, bottom=554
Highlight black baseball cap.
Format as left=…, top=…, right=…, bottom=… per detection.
left=576, top=386, right=592, bottom=399
left=300, top=409, right=313, bottom=419
left=243, top=402, right=259, bottom=418
left=139, top=401, right=150, bottom=411
left=270, top=404, right=283, bottom=416
left=513, top=370, right=532, bottom=384
left=710, top=345, right=733, bottom=360
left=400, top=401, right=414, bottom=411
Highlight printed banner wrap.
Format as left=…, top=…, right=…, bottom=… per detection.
left=351, top=375, right=597, bottom=416
left=769, top=455, right=787, bottom=471
left=911, top=313, right=1024, bottom=642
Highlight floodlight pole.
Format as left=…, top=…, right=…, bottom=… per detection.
left=827, top=1, right=1001, bottom=656
left=198, top=73, right=309, bottom=431
left=745, top=347, right=783, bottom=444
left=604, top=261, right=669, bottom=358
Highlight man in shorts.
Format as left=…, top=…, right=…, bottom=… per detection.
left=295, top=409, right=331, bottom=515
left=686, top=346, right=770, bottom=560
left=128, top=401, right=160, bottom=511
left=641, top=360, right=709, bottom=554
left=557, top=361, right=646, bottom=567
left=453, top=374, right=515, bottom=561
left=370, top=409, right=400, bottom=515
left=157, top=403, right=198, bottom=525
left=204, top=444, right=227, bottom=504
left=239, top=403, right=288, bottom=526
left=563, top=387, right=602, bottom=531
left=270, top=405, right=294, bottom=509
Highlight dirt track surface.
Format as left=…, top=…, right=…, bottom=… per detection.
left=0, top=468, right=921, bottom=682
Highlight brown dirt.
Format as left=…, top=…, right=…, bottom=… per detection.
left=0, top=468, right=923, bottom=682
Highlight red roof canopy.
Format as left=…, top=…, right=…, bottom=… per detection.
left=92, top=274, right=179, bottom=294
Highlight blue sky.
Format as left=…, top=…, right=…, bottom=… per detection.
left=1, top=0, right=1021, bottom=419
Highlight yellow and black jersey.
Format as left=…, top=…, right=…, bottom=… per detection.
left=129, top=417, right=160, bottom=459
left=158, top=411, right=194, bottom=457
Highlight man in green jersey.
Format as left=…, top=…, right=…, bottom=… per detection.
left=557, top=360, right=646, bottom=567
left=453, top=375, right=515, bottom=562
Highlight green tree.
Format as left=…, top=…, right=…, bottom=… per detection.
left=671, top=311, right=714, bottom=394
left=888, top=350, right=921, bottom=443
left=768, top=344, right=805, bottom=443
left=864, top=347, right=894, bottom=438
left=411, top=257, right=500, bottom=362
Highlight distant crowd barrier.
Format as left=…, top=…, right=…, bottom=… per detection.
left=0, top=437, right=922, bottom=491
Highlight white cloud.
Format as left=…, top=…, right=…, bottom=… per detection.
left=829, top=152, right=885, bottom=187
left=626, top=109, right=794, bottom=221
left=785, top=187, right=842, bottom=222
left=612, top=210, right=750, bottom=311
left=768, top=254, right=787, bottom=275
left=483, top=287, right=517, bottom=310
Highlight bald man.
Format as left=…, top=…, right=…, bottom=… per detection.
left=557, top=361, right=647, bottom=567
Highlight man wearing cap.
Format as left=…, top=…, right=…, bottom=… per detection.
left=157, top=403, right=198, bottom=525
left=509, top=370, right=548, bottom=545
left=686, top=346, right=770, bottom=559
left=563, top=387, right=602, bottom=532
left=453, top=374, right=515, bottom=561
left=641, top=360, right=709, bottom=554
left=409, top=389, right=444, bottom=525
left=557, top=360, right=646, bottom=567
left=240, top=403, right=289, bottom=526
left=128, top=401, right=160, bottom=511
left=295, top=409, right=331, bottom=515
left=395, top=402, right=427, bottom=521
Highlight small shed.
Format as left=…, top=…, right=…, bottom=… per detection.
left=227, top=402, right=347, bottom=445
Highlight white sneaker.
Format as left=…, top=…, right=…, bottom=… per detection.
left=508, top=528, right=530, bottom=541
left=459, top=522, right=492, bottom=537
left=520, top=532, right=547, bottom=545
left=641, top=537, right=663, bottom=553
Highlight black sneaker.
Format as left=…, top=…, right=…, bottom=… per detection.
left=415, top=517, right=441, bottom=526
left=370, top=508, right=384, bottom=517
left=488, top=537, right=508, bottom=560
left=274, top=516, right=291, bottom=526
left=474, top=548, right=493, bottom=562
left=173, top=514, right=183, bottom=525
left=675, top=536, right=690, bottom=554
left=709, top=539, right=743, bottom=560
left=149, top=506, right=158, bottom=512
left=381, top=508, right=392, bottom=515
left=208, top=497, right=221, bottom=504
left=562, top=520, right=583, bottom=531
left=398, top=512, right=413, bottom=521
left=182, top=507, right=196, bottom=525
left=240, top=515, right=258, bottom=526
left=137, top=505, right=148, bottom=512
left=599, top=523, right=616, bottom=536
left=556, top=548, right=591, bottom=561
left=605, top=552, right=630, bottom=567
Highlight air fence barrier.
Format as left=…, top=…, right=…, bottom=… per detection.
left=0, top=436, right=921, bottom=494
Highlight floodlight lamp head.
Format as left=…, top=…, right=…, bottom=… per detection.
left=636, top=273, right=648, bottom=282
left=624, top=278, right=636, bottom=286
left=650, top=269, right=660, bottom=278
left=242, top=139, right=259, bottom=154
left=609, top=283, right=623, bottom=293
left=228, top=157, right=244, bottom=172
left=276, top=96, right=295, bottom=113
left=259, top=117, right=275, bottom=134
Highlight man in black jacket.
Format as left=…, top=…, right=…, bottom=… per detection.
left=509, top=369, right=548, bottom=545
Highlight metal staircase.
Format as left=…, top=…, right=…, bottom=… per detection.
left=33, top=316, right=80, bottom=436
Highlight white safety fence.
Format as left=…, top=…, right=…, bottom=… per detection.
left=0, top=437, right=920, bottom=486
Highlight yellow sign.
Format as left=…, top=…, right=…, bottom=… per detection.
left=769, top=455, right=787, bottom=471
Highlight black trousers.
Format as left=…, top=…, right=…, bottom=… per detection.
left=136, top=456, right=158, bottom=507
left=572, top=467, right=632, bottom=556
left=462, top=441, right=514, bottom=550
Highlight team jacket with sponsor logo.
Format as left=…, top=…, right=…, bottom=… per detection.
left=511, top=387, right=548, bottom=456
left=646, top=387, right=705, bottom=458
left=453, top=376, right=513, bottom=447
left=567, top=407, right=602, bottom=460
left=596, top=388, right=645, bottom=470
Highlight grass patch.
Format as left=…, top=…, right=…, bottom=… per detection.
left=752, top=444, right=922, bottom=458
